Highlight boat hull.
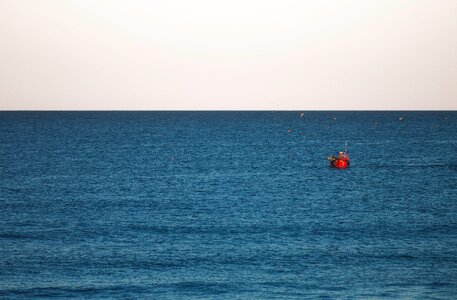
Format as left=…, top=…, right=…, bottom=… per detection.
left=330, top=159, right=349, bottom=169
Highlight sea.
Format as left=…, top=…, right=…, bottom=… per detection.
left=1, top=111, right=456, bottom=299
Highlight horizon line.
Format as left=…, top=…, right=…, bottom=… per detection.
left=1, top=109, right=456, bottom=112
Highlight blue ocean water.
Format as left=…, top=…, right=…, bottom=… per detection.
left=0, top=111, right=457, bottom=299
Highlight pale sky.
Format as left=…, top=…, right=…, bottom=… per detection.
left=0, top=0, right=456, bottom=110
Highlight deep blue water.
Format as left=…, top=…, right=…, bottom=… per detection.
left=1, top=111, right=457, bottom=299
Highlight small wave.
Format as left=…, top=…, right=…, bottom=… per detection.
left=2, top=187, right=21, bottom=193
left=363, top=163, right=450, bottom=169
left=173, top=281, right=233, bottom=294
left=0, top=232, right=31, bottom=239
left=0, top=285, right=141, bottom=298
left=429, top=281, right=453, bottom=288
left=367, top=253, right=417, bottom=261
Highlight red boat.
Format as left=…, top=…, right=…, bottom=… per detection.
left=328, top=151, right=350, bottom=169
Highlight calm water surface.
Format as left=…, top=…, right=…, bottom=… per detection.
left=1, top=112, right=457, bottom=299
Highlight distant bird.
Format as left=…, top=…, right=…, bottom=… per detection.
left=300, top=112, right=304, bottom=118
left=399, top=117, right=404, bottom=121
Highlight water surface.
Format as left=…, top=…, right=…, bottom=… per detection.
left=1, top=111, right=457, bottom=299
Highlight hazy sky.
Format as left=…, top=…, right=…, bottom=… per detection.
left=1, top=0, right=456, bottom=110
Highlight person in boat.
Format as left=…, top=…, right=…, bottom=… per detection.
left=338, top=151, right=349, bottom=161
